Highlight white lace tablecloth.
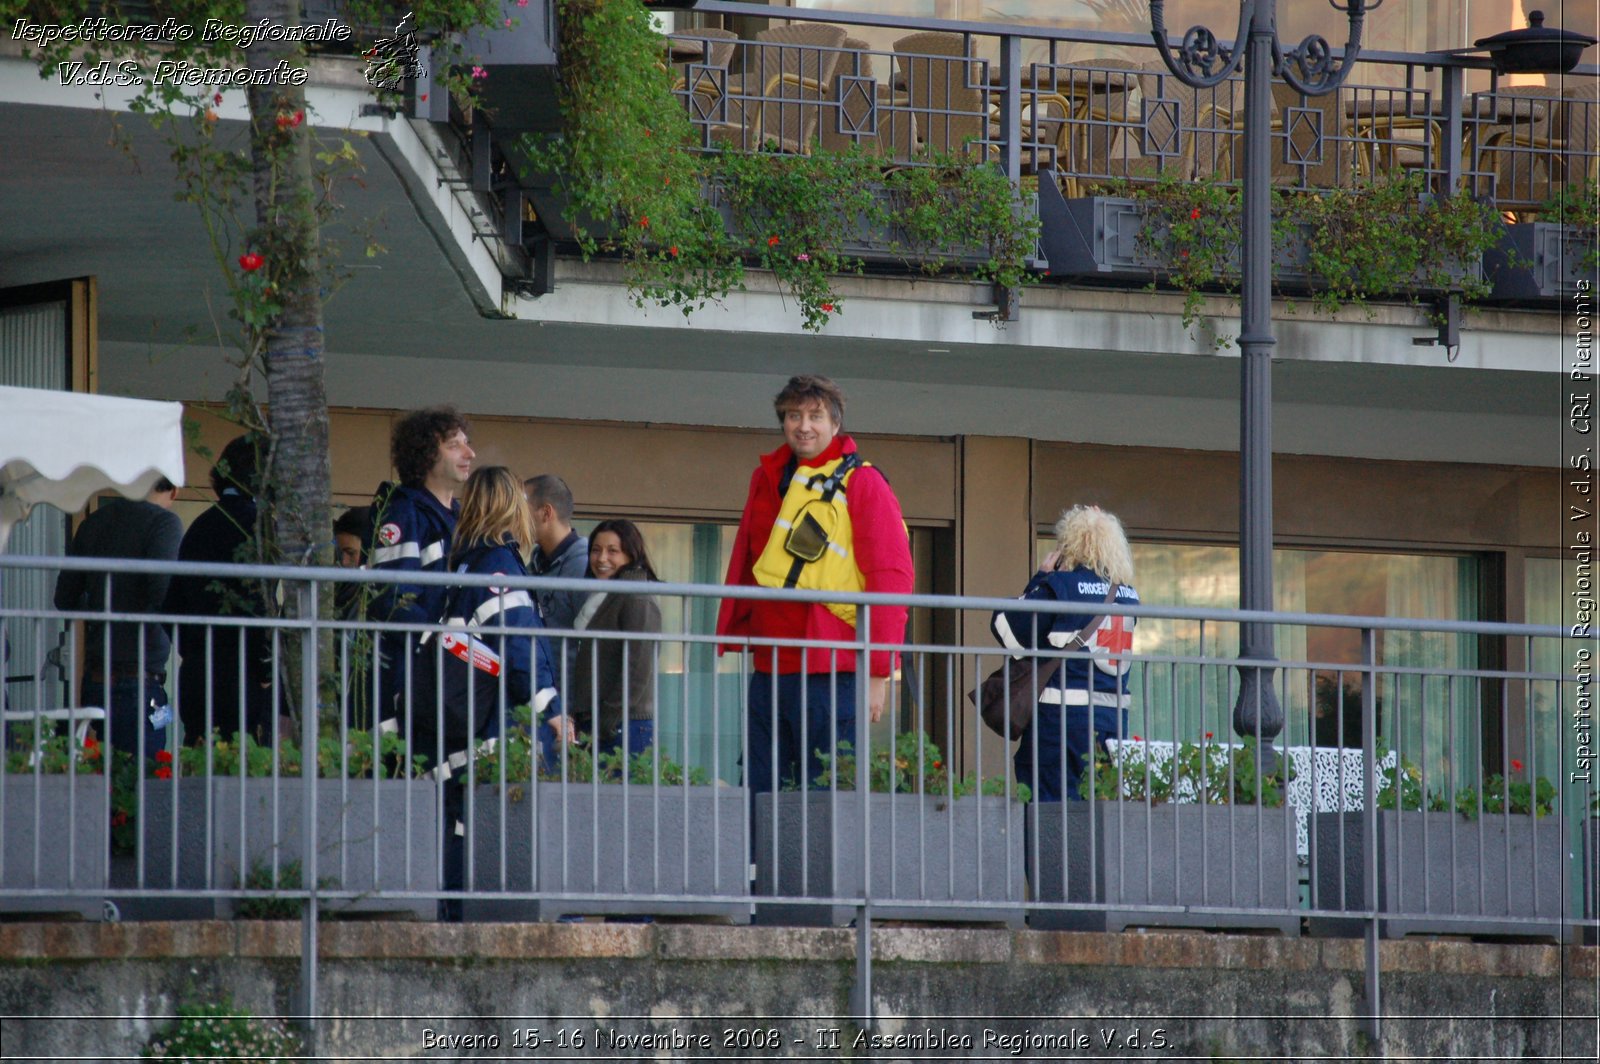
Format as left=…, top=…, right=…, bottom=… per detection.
left=1104, top=740, right=1397, bottom=857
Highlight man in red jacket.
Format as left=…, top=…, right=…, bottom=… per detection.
left=717, top=375, right=914, bottom=794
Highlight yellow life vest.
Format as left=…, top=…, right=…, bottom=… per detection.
left=752, top=453, right=867, bottom=627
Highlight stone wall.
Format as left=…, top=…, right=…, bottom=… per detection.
left=0, top=922, right=1594, bottom=1061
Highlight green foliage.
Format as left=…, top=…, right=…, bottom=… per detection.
left=1454, top=772, right=1557, bottom=819
left=1538, top=178, right=1600, bottom=275
left=1289, top=176, right=1500, bottom=317
left=142, top=996, right=301, bottom=1061
left=1078, top=736, right=1289, bottom=807
left=232, top=858, right=338, bottom=920
left=716, top=146, right=884, bottom=329
left=1112, top=172, right=1242, bottom=338
left=473, top=705, right=711, bottom=786
left=1112, top=173, right=1503, bottom=339
left=1369, top=741, right=1556, bottom=819
left=886, top=151, right=1040, bottom=292
left=813, top=732, right=1031, bottom=802
left=528, top=0, right=1039, bottom=330
left=3, top=724, right=105, bottom=775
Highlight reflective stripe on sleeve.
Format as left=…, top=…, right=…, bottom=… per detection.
left=471, top=590, right=534, bottom=627
left=372, top=542, right=421, bottom=565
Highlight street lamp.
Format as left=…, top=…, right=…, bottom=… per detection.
left=1146, top=1, right=1379, bottom=772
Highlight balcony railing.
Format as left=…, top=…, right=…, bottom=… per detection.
left=447, top=1, right=1597, bottom=305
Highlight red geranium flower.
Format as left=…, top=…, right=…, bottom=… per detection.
left=1205, top=731, right=1214, bottom=740
left=668, top=246, right=679, bottom=257
left=155, top=750, right=173, bottom=764
left=767, top=236, right=780, bottom=247
left=1190, top=207, right=1202, bottom=220
left=153, top=765, right=172, bottom=780
left=1132, top=735, right=1142, bottom=742
left=291, top=110, right=305, bottom=127
left=819, top=302, right=834, bottom=313
left=239, top=253, right=264, bottom=272
left=212, top=92, right=223, bottom=105
left=1511, top=758, right=1524, bottom=773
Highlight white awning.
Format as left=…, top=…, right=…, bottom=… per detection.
left=0, top=385, right=186, bottom=551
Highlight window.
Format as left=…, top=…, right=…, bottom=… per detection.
left=1038, top=536, right=1482, bottom=779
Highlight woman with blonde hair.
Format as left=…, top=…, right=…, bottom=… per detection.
left=412, top=466, right=559, bottom=763
left=990, top=504, right=1140, bottom=801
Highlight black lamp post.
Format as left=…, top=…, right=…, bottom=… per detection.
left=1146, top=1, right=1379, bottom=772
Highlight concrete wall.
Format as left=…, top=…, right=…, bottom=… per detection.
left=1, top=922, right=1593, bottom=1061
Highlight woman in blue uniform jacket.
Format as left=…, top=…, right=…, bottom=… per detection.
left=411, top=465, right=559, bottom=768
left=991, top=505, right=1140, bottom=802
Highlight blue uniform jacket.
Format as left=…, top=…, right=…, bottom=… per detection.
left=405, top=541, right=563, bottom=765
left=991, top=565, right=1139, bottom=708
left=369, top=482, right=459, bottom=629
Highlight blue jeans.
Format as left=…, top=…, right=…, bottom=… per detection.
left=1014, top=703, right=1127, bottom=802
left=84, top=676, right=171, bottom=762
left=744, top=671, right=857, bottom=794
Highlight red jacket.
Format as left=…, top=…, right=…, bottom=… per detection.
left=716, top=434, right=913, bottom=675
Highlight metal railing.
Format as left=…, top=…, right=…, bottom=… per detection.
left=2, top=553, right=1591, bottom=1023
left=659, top=1, right=1597, bottom=212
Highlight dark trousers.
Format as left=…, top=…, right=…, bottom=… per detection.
left=1014, top=702, right=1127, bottom=802
left=744, top=671, right=857, bottom=794
left=83, top=675, right=171, bottom=761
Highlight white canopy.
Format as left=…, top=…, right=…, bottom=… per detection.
left=0, top=385, right=186, bottom=551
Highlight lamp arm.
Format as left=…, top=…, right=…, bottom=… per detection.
left=1147, top=0, right=1253, bottom=89
left=1274, top=0, right=1380, bottom=96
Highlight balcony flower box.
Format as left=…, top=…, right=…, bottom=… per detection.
left=1, top=775, right=107, bottom=920
left=1026, top=800, right=1299, bottom=935
left=127, top=777, right=439, bottom=921
left=463, top=781, right=748, bottom=922
left=1311, top=810, right=1570, bottom=942
left=752, top=791, right=1026, bottom=926
left=1484, top=222, right=1598, bottom=302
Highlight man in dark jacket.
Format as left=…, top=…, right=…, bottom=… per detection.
left=524, top=473, right=589, bottom=682
left=369, top=408, right=474, bottom=730
left=164, top=436, right=275, bottom=744
left=54, top=478, right=182, bottom=759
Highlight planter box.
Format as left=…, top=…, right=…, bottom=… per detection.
left=463, top=782, right=749, bottom=922
left=1026, top=801, right=1299, bottom=935
left=1, top=776, right=107, bottom=920
left=1039, top=189, right=1479, bottom=295
left=752, top=792, right=1025, bottom=926
left=122, top=777, right=439, bottom=921
left=1311, top=810, right=1570, bottom=942
left=1485, top=222, right=1598, bottom=302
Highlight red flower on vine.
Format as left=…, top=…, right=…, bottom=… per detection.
left=1190, top=207, right=1202, bottom=220
left=292, top=110, right=304, bottom=127
left=212, top=92, right=223, bottom=105
left=1511, top=758, right=1524, bottom=773
left=1205, top=732, right=1214, bottom=740
left=767, top=235, right=780, bottom=247
left=819, top=302, right=834, bottom=313
left=667, top=246, right=679, bottom=257
left=239, top=253, right=264, bottom=272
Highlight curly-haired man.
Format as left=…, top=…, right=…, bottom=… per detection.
left=369, top=407, right=474, bottom=726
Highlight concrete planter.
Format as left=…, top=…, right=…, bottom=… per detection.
left=752, top=792, right=1026, bottom=926
left=1485, top=222, right=1598, bottom=302
left=463, top=781, right=749, bottom=922
left=124, top=777, right=439, bottom=920
left=1311, top=810, right=1570, bottom=942
left=1026, top=801, right=1299, bottom=935
left=1, top=775, right=107, bottom=920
